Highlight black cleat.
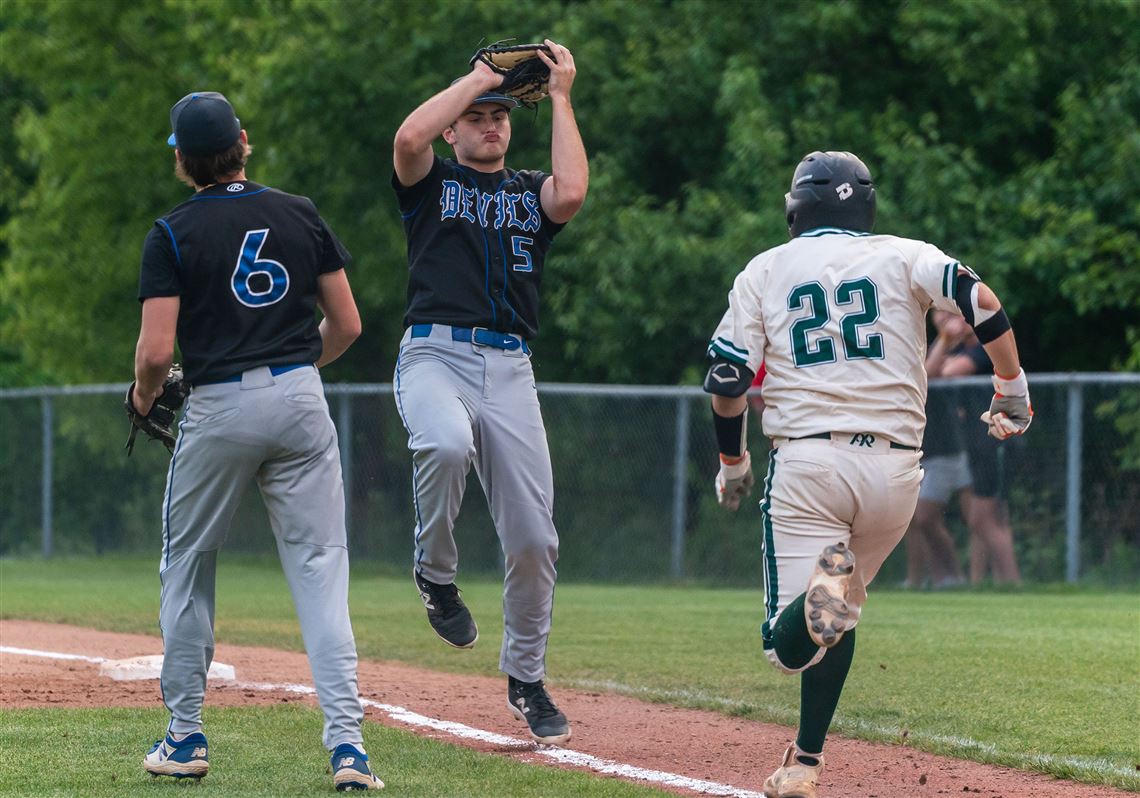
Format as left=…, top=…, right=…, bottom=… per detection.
left=414, top=569, right=478, bottom=649
left=507, top=676, right=572, bottom=746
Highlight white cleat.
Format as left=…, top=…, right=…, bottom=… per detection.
left=763, top=743, right=823, bottom=798
left=805, top=542, right=856, bottom=648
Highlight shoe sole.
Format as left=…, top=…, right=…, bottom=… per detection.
left=763, top=773, right=816, bottom=798
left=435, top=624, right=478, bottom=650
left=335, top=772, right=383, bottom=791
left=805, top=542, right=856, bottom=648
left=144, top=761, right=209, bottom=779
left=508, top=703, right=572, bottom=747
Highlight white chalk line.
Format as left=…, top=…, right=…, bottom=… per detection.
left=1, top=646, right=106, bottom=663
left=570, top=678, right=1138, bottom=780
left=1, top=646, right=764, bottom=798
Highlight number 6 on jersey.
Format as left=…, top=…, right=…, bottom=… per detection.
left=232, top=228, right=289, bottom=307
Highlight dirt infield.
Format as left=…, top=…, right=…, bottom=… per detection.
left=1, top=620, right=1129, bottom=797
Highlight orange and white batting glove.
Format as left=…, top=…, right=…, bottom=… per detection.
left=980, top=369, right=1033, bottom=440
left=715, top=451, right=754, bottom=511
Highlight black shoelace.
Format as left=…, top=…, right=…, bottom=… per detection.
left=522, top=684, right=560, bottom=718
left=432, top=582, right=466, bottom=619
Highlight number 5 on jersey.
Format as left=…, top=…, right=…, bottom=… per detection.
left=232, top=228, right=289, bottom=307
left=511, top=236, right=534, bottom=273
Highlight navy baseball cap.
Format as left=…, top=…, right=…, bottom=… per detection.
left=471, top=91, right=519, bottom=110
left=166, top=91, right=241, bottom=156
left=450, top=78, right=520, bottom=111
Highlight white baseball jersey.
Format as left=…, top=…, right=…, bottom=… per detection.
left=709, top=227, right=971, bottom=448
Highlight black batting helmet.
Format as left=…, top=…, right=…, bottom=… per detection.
left=784, top=151, right=876, bottom=238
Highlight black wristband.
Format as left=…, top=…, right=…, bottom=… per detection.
left=712, top=408, right=746, bottom=457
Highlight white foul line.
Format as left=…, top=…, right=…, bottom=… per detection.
left=1, top=646, right=106, bottom=663
left=1, top=645, right=765, bottom=798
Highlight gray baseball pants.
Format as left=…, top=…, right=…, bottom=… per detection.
left=393, top=324, right=559, bottom=682
left=158, top=365, right=364, bottom=750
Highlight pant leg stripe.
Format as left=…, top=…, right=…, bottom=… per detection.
left=393, top=353, right=425, bottom=565
left=162, top=399, right=191, bottom=570
left=760, top=448, right=779, bottom=634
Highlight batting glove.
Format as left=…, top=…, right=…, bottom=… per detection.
left=980, top=369, right=1033, bottom=440
left=715, top=451, right=754, bottom=511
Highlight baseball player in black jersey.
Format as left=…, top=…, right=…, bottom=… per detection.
left=134, top=91, right=381, bottom=790
left=391, top=40, right=587, bottom=745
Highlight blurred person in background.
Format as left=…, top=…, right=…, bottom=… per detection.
left=903, top=311, right=971, bottom=589
left=933, top=315, right=1023, bottom=586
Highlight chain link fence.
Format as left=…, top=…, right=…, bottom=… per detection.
left=2, top=376, right=1138, bottom=585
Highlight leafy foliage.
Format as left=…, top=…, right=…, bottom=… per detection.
left=2, top=0, right=1138, bottom=386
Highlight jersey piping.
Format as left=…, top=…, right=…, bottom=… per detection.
left=188, top=187, right=271, bottom=201
left=157, top=219, right=183, bottom=269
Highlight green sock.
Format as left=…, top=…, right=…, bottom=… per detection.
left=772, top=592, right=818, bottom=670
left=796, top=627, right=856, bottom=754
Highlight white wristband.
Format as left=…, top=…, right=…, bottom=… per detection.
left=992, top=368, right=1028, bottom=397
left=720, top=451, right=751, bottom=479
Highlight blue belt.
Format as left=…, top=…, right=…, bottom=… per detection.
left=410, top=324, right=530, bottom=354
left=198, top=363, right=310, bottom=386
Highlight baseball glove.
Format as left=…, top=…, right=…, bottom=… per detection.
left=124, top=365, right=190, bottom=455
left=470, top=41, right=552, bottom=108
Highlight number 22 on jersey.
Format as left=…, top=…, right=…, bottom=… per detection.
left=788, top=278, right=883, bottom=367
left=232, top=228, right=290, bottom=307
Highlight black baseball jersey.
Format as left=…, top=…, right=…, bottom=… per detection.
left=138, top=180, right=350, bottom=385
left=921, top=386, right=965, bottom=456
left=392, top=155, right=565, bottom=339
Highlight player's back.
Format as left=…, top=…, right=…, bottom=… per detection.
left=755, top=228, right=939, bottom=448
left=142, top=181, right=345, bottom=385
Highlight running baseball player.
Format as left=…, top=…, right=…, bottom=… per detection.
left=703, top=151, right=1032, bottom=798
left=390, top=39, right=587, bottom=745
left=133, top=91, right=381, bottom=790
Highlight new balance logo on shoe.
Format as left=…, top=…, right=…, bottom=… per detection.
left=331, top=743, right=383, bottom=791
left=143, top=732, right=209, bottom=780
left=507, top=676, right=572, bottom=746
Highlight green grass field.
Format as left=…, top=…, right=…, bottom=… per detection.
left=2, top=556, right=1138, bottom=793
left=0, top=706, right=673, bottom=797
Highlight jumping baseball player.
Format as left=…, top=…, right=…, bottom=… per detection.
left=390, top=39, right=587, bottom=745
left=133, top=91, right=381, bottom=790
left=703, top=151, right=1032, bottom=798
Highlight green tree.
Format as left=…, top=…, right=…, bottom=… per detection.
left=2, top=0, right=1138, bottom=387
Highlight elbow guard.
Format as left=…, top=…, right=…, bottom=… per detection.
left=703, top=358, right=756, bottom=397
left=954, top=274, right=1012, bottom=344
